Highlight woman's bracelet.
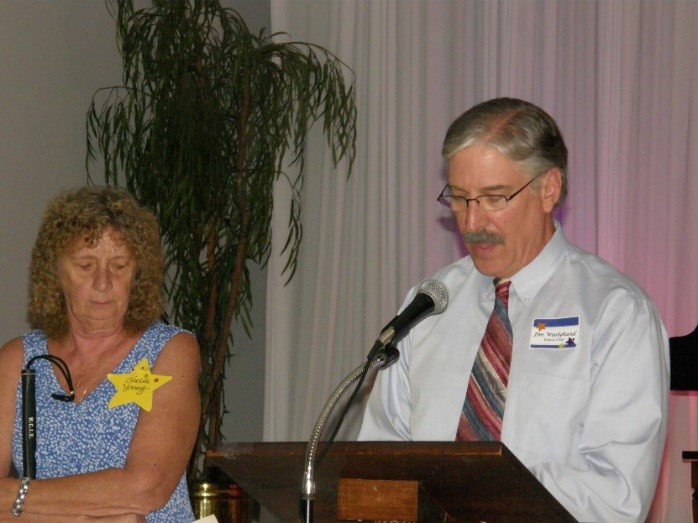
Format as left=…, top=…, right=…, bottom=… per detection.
left=10, top=477, right=30, bottom=517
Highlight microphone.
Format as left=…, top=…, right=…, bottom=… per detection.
left=369, top=279, right=448, bottom=359
left=300, top=280, right=448, bottom=522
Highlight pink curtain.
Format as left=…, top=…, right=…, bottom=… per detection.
left=268, top=1, right=698, bottom=520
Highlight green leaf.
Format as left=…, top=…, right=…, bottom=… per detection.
left=86, top=0, right=356, bottom=481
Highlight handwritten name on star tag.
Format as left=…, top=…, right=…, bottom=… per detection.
left=107, top=358, right=172, bottom=411
left=529, top=317, right=580, bottom=350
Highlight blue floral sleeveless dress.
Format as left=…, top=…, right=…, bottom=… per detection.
left=12, top=322, right=195, bottom=522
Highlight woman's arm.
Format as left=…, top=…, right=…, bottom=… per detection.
left=0, top=338, right=23, bottom=479
left=0, top=332, right=201, bottom=519
left=0, top=511, right=147, bottom=522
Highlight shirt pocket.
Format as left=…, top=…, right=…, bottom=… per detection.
left=506, top=373, right=588, bottom=463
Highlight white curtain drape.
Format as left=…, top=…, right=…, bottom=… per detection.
left=266, top=1, right=698, bottom=520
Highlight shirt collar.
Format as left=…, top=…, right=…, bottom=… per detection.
left=510, top=220, right=570, bottom=307
left=476, top=220, right=571, bottom=305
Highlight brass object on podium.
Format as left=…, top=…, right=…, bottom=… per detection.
left=191, top=482, right=252, bottom=522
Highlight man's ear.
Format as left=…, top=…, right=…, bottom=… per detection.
left=541, top=168, right=562, bottom=213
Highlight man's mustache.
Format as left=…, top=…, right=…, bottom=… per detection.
left=462, top=230, right=504, bottom=244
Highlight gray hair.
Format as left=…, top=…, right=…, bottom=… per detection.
left=442, top=97, right=568, bottom=206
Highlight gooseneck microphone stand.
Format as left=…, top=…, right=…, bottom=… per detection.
left=300, top=345, right=399, bottom=523
left=21, top=355, right=74, bottom=479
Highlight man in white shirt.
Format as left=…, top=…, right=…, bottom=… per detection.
left=358, top=97, right=669, bottom=522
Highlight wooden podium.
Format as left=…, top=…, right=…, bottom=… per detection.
left=207, top=441, right=577, bottom=522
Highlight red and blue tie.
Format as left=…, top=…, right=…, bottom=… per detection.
left=456, top=280, right=512, bottom=441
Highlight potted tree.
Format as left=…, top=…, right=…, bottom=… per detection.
left=86, top=0, right=356, bottom=486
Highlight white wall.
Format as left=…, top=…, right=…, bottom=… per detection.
left=0, top=0, right=269, bottom=444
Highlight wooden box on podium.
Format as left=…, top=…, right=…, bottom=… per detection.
left=207, top=441, right=576, bottom=522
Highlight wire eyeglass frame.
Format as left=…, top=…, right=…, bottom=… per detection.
left=437, top=177, right=536, bottom=212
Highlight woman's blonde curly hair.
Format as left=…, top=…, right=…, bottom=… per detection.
left=29, top=186, right=164, bottom=339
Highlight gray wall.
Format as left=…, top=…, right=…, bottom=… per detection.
left=0, top=0, right=270, bottom=444
left=215, top=1, right=270, bottom=445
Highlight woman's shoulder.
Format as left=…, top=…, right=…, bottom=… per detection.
left=145, top=323, right=201, bottom=377
left=145, top=321, right=193, bottom=339
left=0, top=330, right=52, bottom=378
left=0, top=337, right=25, bottom=377
left=137, top=322, right=198, bottom=360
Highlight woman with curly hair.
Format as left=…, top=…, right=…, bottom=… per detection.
left=0, top=186, right=200, bottom=522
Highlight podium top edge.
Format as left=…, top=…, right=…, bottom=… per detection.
left=208, top=440, right=507, bottom=459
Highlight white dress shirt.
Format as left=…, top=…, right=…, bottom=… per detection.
left=358, top=225, right=669, bottom=523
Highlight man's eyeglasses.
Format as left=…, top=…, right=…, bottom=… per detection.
left=437, top=177, right=536, bottom=212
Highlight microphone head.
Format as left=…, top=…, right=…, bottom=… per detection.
left=417, top=279, right=448, bottom=314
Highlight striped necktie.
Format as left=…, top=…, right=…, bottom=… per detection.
left=456, top=280, right=512, bottom=441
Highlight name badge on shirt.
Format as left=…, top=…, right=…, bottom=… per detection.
left=529, top=317, right=580, bottom=350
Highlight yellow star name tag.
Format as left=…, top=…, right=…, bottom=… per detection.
left=107, top=358, right=172, bottom=412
